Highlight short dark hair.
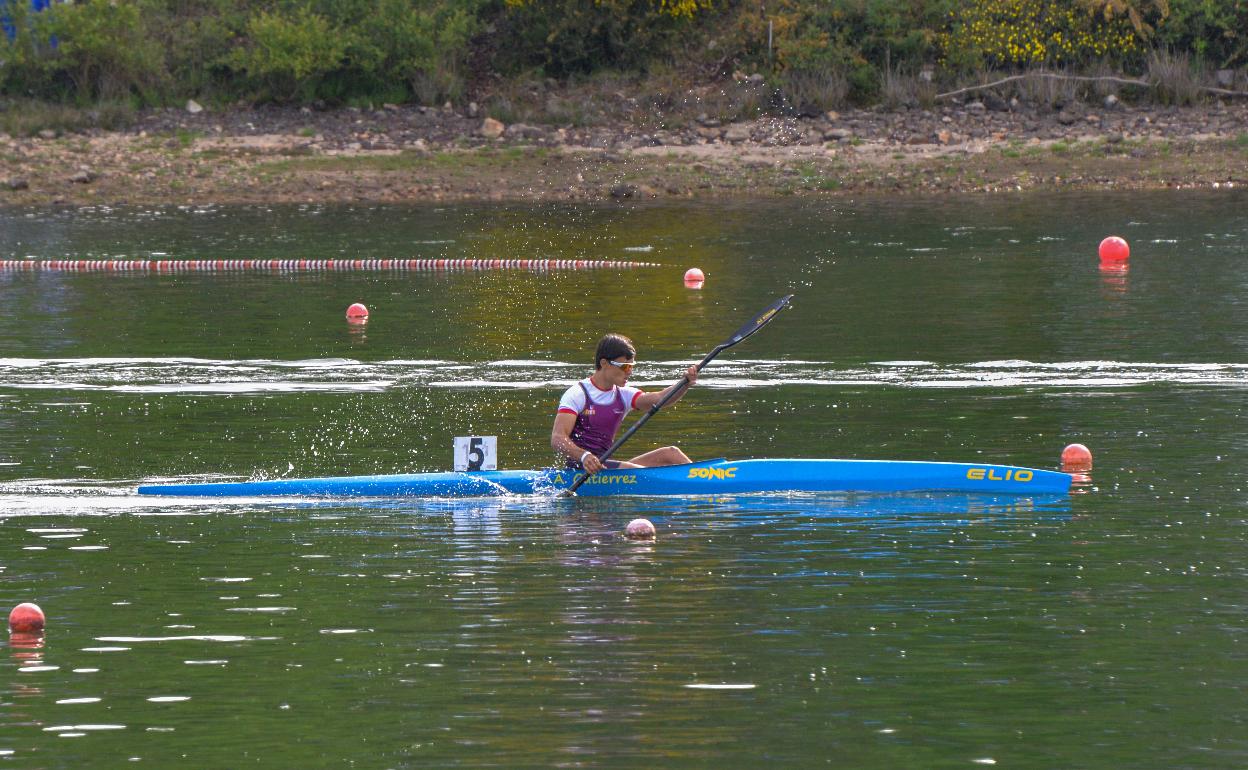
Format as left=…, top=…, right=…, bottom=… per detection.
left=594, top=334, right=635, bottom=369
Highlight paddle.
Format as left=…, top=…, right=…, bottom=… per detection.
left=562, top=294, right=794, bottom=496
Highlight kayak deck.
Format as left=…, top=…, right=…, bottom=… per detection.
left=137, top=458, right=1072, bottom=498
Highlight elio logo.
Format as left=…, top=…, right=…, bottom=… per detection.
left=966, top=468, right=1033, bottom=482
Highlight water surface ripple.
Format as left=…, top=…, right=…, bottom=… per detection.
left=1, top=356, right=1246, bottom=394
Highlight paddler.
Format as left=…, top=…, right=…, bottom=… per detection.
left=552, top=333, right=698, bottom=474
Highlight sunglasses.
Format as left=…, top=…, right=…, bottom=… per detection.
left=606, top=360, right=637, bottom=371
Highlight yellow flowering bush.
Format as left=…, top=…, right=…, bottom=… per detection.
left=941, top=0, right=1143, bottom=67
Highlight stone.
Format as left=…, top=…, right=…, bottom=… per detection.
left=1057, top=112, right=1078, bottom=125
left=479, top=117, right=505, bottom=139
left=1085, top=114, right=1101, bottom=124
left=609, top=183, right=639, bottom=199
left=38, top=129, right=57, bottom=140
left=505, top=123, right=546, bottom=141
left=1104, top=94, right=1120, bottom=110
left=723, top=123, right=752, bottom=143
left=69, top=168, right=96, bottom=184
left=824, top=128, right=851, bottom=141
left=967, top=101, right=987, bottom=114
left=983, top=93, right=1009, bottom=112
left=185, top=99, right=204, bottom=114
left=936, top=130, right=952, bottom=144
left=5, top=178, right=29, bottom=190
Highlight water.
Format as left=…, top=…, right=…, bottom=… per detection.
left=0, top=193, right=1246, bottom=767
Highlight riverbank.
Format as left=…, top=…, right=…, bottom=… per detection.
left=1, top=100, right=1245, bottom=206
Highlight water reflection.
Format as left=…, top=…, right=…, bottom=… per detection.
left=1099, top=262, right=1129, bottom=297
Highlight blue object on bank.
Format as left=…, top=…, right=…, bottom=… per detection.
left=2, top=0, right=52, bottom=43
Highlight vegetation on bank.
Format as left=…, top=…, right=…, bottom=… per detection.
left=0, top=0, right=1245, bottom=127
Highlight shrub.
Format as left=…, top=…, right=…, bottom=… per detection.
left=778, top=65, right=849, bottom=113
left=493, top=0, right=711, bottom=77
left=146, top=0, right=247, bottom=101
left=1148, top=48, right=1204, bottom=104
left=314, top=0, right=480, bottom=105
left=941, top=0, right=1143, bottom=70
left=1154, top=0, right=1248, bottom=67
left=1, top=0, right=165, bottom=102
left=231, top=7, right=346, bottom=102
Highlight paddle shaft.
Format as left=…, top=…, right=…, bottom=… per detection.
left=563, top=295, right=793, bottom=496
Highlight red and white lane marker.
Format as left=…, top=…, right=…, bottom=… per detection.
left=0, top=258, right=660, bottom=272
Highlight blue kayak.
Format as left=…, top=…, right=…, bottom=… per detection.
left=137, top=458, right=1071, bottom=498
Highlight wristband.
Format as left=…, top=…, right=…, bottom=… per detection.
left=580, top=451, right=591, bottom=465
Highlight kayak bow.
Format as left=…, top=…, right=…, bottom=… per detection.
left=137, top=458, right=1071, bottom=498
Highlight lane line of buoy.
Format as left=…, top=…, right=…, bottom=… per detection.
left=0, top=258, right=661, bottom=273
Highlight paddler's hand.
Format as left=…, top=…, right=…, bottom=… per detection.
left=685, top=365, right=699, bottom=386
left=580, top=452, right=604, bottom=475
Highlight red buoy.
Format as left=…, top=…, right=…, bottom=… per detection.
left=8, top=602, right=45, bottom=634
left=683, top=267, right=705, bottom=283
left=625, top=518, right=656, bottom=540
left=1098, top=236, right=1129, bottom=263
left=1061, top=443, right=1093, bottom=472
left=345, top=303, right=369, bottom=320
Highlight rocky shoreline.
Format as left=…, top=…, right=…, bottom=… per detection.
left=2, top=99, right=1245, bottom=206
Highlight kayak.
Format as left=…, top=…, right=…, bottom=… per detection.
left=137, top=458, right=1071, bottom=498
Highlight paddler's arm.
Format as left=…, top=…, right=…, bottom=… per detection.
left=551, top=411, right=604, bottom=474
left=634, top=365, right=699, bottom=411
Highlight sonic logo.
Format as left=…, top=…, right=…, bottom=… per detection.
left=966, top=468, right=1034, bottom=482
left=687, top=466, right=738, bottom=480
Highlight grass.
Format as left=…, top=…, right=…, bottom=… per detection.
left=0, top=99, right=136, bottom=137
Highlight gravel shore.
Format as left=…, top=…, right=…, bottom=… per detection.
left=1, top=100, right=1245, bottom=206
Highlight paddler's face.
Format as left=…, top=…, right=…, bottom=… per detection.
left=603, top=356, right=636, bottom=384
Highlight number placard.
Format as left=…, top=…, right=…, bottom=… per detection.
left=453, top=436, right=497, bottom=471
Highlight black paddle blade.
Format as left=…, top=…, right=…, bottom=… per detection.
left=724, top=294, right=794, bottom=348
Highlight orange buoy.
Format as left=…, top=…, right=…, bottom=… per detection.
left=683, top=267, right=705, bottom=283
left=1061, top=443, right=1093, bottom=472
left=345, top=303, right=369, bottom=320
left=625, top=518, right=656, bottom=540
left=1098, top=236, right=1129, bottom=263
left=8, top=602, right=45, bottom=634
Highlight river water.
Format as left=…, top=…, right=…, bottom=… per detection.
left=0, top=193, right=1245, bottom=767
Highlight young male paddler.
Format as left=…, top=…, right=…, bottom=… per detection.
left=551, top=333, right=698, bottom=474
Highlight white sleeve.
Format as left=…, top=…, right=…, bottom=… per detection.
left=558, top=383, right=586, bottom=415
left=621, top=385, right=643, bottom=411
